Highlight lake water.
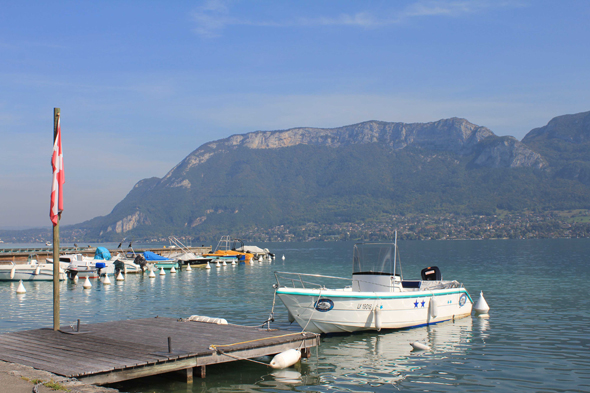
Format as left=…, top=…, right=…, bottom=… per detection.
left=1, top=239, right=589, bottom=392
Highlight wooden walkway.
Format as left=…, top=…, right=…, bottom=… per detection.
left=0, top=318, right=319, bottom=385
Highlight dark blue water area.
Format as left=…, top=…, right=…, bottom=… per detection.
left=1, top=239, right=590, bottom=392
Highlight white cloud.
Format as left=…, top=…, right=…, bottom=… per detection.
left=191, top=0, right=526, bottom=37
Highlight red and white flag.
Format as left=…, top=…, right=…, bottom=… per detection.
left=50, top=115, right=65, bottom=226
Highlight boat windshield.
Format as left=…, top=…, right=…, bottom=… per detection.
left=352, top=243, right=395, bottom=275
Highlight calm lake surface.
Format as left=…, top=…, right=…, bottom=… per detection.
left=1, top=239, right=589, bottom=392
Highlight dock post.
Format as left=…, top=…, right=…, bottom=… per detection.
left=301, top=348, right=311, bottom=358
left=186, top=367, right=193, bottom=383
left=195, top=365, right=206, bottom=378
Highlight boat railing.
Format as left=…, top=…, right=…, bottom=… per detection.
left=274, top=271, right=351, bottom=289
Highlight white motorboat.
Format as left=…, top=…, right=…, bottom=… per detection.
left=0, top=254, right=66, bottom=281
left=273, top=238, right=473, bottom=334
left=167, top=236, right=213, bottom=265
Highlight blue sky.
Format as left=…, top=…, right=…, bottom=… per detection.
left=0, top=0, right=589, bottom=229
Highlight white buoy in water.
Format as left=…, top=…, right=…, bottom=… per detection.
left=410, top=342, right=431, bottom=351
left=170, top=266, right=177, bottom=273
left=231, top=259, right=236, bottom=265
left=206, top=262, right=211, bottom=269
left=103, top=274, right=112, bottom=285
left=83, top=276, right=92, bottom=289
left=429, top=297, right=438, bottom=318
left=270, top=348, right=301, bottom=369
left=374, top=304, right=382, bottom=331
left=186, top=263, right=192, bottom=271
left=149, top=269, right=156, bottom=278
left=159, top=267, right=166, bottom=276
left=474, top=291, right=490, bottom=315
left=282, top=255, right=285, bottom=261
left=116, top=272, right=125, bottom=281
left=222, top=260, right=227, bottom=266
left=216, top=261, right=221, bottom=268
left=16, top=280, right=26, bottom=294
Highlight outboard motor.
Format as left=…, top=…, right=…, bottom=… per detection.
left=114, top=260, right=125, bottom=276
left=134, top=254, right=147, bottom=272
left=421, top=266, right=442, bottom=281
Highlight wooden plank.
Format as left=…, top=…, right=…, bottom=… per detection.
left=0, top=333, right=156, bottom=366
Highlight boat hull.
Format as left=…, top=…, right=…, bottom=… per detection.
left=277, top=287, right=473, bottom=334
left=0, top=266, right=66, bottom=281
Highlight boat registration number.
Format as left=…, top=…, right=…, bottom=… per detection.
left=357, top=303, right=373, bottom=310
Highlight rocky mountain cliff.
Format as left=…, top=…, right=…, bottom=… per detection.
left=74, top=114, right=589, bottom=241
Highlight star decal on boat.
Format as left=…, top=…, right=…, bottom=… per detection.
left=421, top=300, right=426, bottom=308
left=414, top=300, right=419, bottom=308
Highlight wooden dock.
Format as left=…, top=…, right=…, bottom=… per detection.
left=0, top=317, right=319, bottom=385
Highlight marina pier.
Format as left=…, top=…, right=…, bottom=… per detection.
left=0, top=317, right=319, bottom=385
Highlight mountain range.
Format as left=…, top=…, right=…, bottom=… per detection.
left=60, top=110, right=590, bottom=242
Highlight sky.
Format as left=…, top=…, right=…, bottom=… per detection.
left=0, top=0, right=589, bottom=229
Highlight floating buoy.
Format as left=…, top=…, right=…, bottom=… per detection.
left=222, top=260, right=227, bottom=266
left=429, top=296, right=438, bottom=318
left=16, top=280, right=26, bottom=294
left=149, top=269, right=156, bottom=278
left=116, top=272, right=125, bottom=281
left=205, top=262, right=211, bottom=269
left=83, top=276, right=92, bottom=289
left=270, top=348, right=301, bottom=369
left=282, top=255, right=285, bottom=261
left=410, top=342, right=431, bottom=351
left=170, top=266, right=177, bottom=273
left=231, top=260, right=236, bottom=265
left=216, top=261, right=220, bottom=268
left=10, top=266, right=16, bottom=280
left=474, top=291, right=490, bottom=315
left=186, top=263, right=192, bottom=271
left=159, top=267, right=166, bottom=276
left=103, top=274, right=112, bottom=285
left=374, top=304, right=382, bottom=331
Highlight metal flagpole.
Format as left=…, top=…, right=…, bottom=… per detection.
left=53, top=107, right=60, bottom=331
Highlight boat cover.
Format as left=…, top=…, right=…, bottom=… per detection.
left=243, top=246, right=266, bottom=254
left=143, top=251, right=170, bottom=261
left=94, top=247, right=111, bottom=261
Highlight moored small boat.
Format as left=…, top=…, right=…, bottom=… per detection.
left=0, top=254, right=66, bottom=281
left=274, top=237, right=473, bottom=334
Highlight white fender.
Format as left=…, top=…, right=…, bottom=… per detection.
left=474, top=291, right=490, bottom=314
left=10, top=266, right=15, bottom=280
left=270, top=348, right=301, bottom=369
left=34, top=266, right=41, bottom=275
left=374, top=304, right=382, bottom=331
left=410, top=342, right=431, bottom=351
left=430, top=296, right=438, bottom=318
left=16, top=280, right=26, bottom=294
left=282, top=255, right=285, bottom=260
left=83, top=276, right=92, bottom=289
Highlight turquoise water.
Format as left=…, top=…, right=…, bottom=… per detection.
left=1, top=239, right=589, bottom=392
